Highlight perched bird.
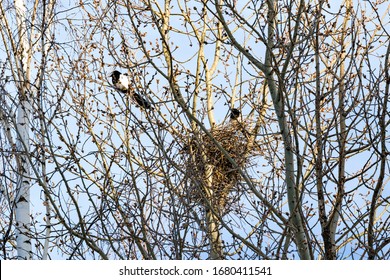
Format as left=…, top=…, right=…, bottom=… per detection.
left=230, top=108, right=240, bottom=120
left=110, top=70, right=152, bottom=109
left=110, top=70, right=129, bottom=93
left=229, top=108, right=242, bottom=132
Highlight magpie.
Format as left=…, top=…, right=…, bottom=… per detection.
left=230, top=108, right=240, bottom=120
left=110, top=70, right=129, bottom=93
left=110, top=70, right=152, bottom=109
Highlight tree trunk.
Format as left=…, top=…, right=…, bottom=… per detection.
left=14, top=0, right=32, bottom=260
left=263, top=0, right=311, bottom=260
left=204, top=163, right=223, bottom=259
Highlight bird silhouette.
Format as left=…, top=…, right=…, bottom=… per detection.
left=110, top=70, right=152, bottom=109
left=230, top=108, right=240, bottom=120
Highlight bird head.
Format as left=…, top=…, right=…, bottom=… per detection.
left=230, top=108, right=241, bottom=120
left=110, top=70, right=121, bottom=80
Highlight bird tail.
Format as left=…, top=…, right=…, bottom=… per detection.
left=133, top=92, right=152, bottom=109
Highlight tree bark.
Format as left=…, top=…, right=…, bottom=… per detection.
left=14, top=0, right=32, bottom=260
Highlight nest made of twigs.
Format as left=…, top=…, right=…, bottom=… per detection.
left=182, top=119, right=256, bottom=214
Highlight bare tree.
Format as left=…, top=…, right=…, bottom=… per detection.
left=0, top=0, right=389, bottom=260
left=0, top=0, right=56, bottom=259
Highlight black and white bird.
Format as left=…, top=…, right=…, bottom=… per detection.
left=110, top=70, right=152, bottom=109
left=110, top=70, right=129, bottom=93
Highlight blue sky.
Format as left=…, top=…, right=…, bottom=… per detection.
left=1, top=0, right=390, bottom=259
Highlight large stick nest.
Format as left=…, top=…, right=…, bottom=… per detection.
left=182, top=120, right=258, bottom=214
